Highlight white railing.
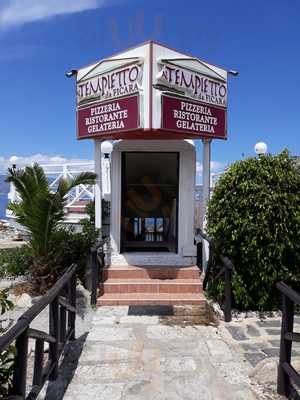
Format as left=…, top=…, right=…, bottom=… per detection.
left=42, top=163, right=95, bottom=211
left=7, top=162, right=96, bottom=222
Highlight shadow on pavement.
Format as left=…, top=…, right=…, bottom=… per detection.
left=43, top=333, right=87, bottom=400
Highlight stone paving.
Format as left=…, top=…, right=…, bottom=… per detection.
left=5, top=281, right=296, bottom=399
left=61, top=307, right=261, bottom=400
left=219, top=312, right=300, bottom=398
left=222, top=313, right=300, bottom=367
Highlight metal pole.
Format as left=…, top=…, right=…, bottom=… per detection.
left=104, top=156, right=111, bottom=195
left=94, top=140, right=102, bottom=236
left=201, top=139, right=211, bottom=272
left=9, top=164, right=17, bottom=203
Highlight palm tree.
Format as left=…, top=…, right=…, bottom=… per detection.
left=6, top=163, right=96, bottom=292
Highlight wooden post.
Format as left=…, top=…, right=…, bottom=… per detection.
left=49, top=297, right=59, bottom=380
left=12, top=328, right=29, bottom=397
left=33, top=339, right=44, bottom=388
left=224, top=266, right=232, bottom=323
left=278, top=294, right=294, bottom=396
left=68, top=273, right=76, bottom=341
left=60, top=304, right=66, bottom=344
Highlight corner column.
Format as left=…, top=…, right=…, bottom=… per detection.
left=201, top=139, right=211, bottom=271
left=94, top=140, right=102, bottom=236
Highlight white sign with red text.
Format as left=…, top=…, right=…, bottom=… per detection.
left=157, top=64, right=227, bottom=108
left=77, top=64, right=142, bottom=106
left=75, top=41, right=228, bottom=140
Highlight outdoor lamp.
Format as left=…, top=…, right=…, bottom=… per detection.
left=254, top=142, right=268, bottom=156
left=101, top=141, right=113, bottom=159
left=65, top=69, right=77, bottom=78
left=9, top=155, right=18, bottom=169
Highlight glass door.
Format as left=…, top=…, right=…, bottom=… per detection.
left=121, top=152, right=179, bottom=252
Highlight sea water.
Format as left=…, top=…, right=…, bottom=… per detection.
left=0, top=196, right=7, bottom=219
left=0, top=176, right=9, bottom=219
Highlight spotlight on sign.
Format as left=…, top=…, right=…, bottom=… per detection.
left=65, top=69, right=77, bottom=78
left=254, top=142, right=268, bottom=156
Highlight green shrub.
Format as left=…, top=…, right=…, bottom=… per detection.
left=0, top=289, right=15, bottom=397
left=206, top=150, right=300, bottom=311
left=0, top=289, right=13, bottom=314
left=0, top=246, right=32, bottom=278
left=85, top=200, right=110, bottom=224
left=51, top=219, right=99, bottom=285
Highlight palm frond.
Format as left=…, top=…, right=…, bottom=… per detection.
left=57, top=179, right=69, bottom=199
left=6, top=168, right=32, bottom=203
left=7, top=202, right=26, bottom=223
left=27, top=163, right=49, bottom=193
left=6, top=164, right=50, bottom=205
left=18, top=192, right=63, bottom=257
left=58, top=172, right=96, bottom=197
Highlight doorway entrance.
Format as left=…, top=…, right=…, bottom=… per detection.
left=121, top=152, right=179, bottom=252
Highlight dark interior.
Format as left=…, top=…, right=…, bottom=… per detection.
left=121, top=152, right=179, bottom=252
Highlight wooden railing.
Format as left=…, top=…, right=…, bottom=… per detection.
left=277, top=282, right=300, bottom=398
left=90, top=241, right=106, bottom=306
left=0, top=264, right=77, bottom=399
left=197, top=230, right=234, bottom=322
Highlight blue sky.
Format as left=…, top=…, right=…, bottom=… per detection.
left=0, top=0, right=299, bottom=176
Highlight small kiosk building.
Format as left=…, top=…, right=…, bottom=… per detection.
left=75, top=41, right=229, bottom=305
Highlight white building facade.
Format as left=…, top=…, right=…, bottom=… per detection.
left=75, top=41, right=228, bottom=268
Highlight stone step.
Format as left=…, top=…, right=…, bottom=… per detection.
left=102, top=265, right=200, bottom=280
left=99, top=278, right=203, bottom=294
left=97, top=292, right=206, bottom=306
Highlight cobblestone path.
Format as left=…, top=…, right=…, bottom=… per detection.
left=62, top=307, right=258, bottom=400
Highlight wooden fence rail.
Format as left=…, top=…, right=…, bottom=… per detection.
left=277, top=282, right=300, bottom=398
left=0, top=264, right=77, bottom=400
left=90, top=240, right=106, bottom=306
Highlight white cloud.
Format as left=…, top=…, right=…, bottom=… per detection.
left=196, top=160, right=226, bottom=185
left=0, top=153, right=93, bottom=173
left=0, top=0, right=107, bottom=28
left=196, top=160, right=225, bottom=175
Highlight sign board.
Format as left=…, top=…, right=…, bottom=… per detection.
left=77, top=95, right=139, bottom=139
left=75, top=41, right=229, bottom=140
left=157, top=64, right=227, bottom=108
left=161, top=95, right=226, bottom=139
left=76, top=62, right=142, bottom=139
left=77, top=64, right=142, bottom=106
